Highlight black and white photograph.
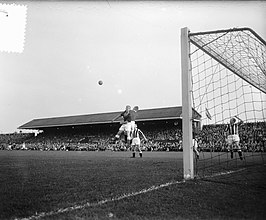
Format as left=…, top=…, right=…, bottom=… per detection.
left=0, top=1, right=265, bottom=219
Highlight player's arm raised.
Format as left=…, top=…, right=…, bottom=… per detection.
left=139, top=129, right=148, bottom=142
left=224, top=124, right=229, bottom=137
left=235, top=115, right=244, bottom=125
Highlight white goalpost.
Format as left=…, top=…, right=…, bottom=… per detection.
left=181, top=27, right=194, bottom=179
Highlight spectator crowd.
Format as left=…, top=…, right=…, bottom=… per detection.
left=1, top=121, right=265, bottom=152
left=198, top=121, right=266, bottom=152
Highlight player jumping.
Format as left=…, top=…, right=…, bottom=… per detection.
left=225, top=116, right=244, bottom=160
left=112, top=105, right=132, bottom=145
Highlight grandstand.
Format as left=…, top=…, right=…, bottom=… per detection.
left=0, top=106, right=201, bottom=151
left=18, top=106, right=201, bottom=131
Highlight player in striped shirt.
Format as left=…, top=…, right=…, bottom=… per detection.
left=131, top=124, right=147, bottom=158
left=129, top=106, right=139, bottom=139
left=225, top=116, right=244, bottom=160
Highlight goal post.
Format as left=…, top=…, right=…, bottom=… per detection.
left=181, top=27, right=194, bottom=180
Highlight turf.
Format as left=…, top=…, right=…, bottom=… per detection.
left=0, top=151, right=265, bottom=220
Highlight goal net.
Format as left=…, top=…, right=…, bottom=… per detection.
left=181, top=27, right=266, bottom=182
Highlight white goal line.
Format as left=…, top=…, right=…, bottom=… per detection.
left=18, top=168, right=245, bottom=220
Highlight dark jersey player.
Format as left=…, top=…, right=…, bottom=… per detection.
left=112, top=105, right=132, bottom=144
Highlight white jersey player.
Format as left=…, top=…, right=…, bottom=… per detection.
left=131, top=124, right=147, bottom=158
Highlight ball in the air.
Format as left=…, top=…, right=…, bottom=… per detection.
left=98, top=80, right=103, bottom=85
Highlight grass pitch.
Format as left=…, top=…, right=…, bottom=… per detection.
left=0, top=150, right=265, bottom=220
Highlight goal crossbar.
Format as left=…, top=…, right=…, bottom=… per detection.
left=189, top=27, right=266, bottom=94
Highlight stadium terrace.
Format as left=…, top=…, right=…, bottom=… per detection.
left=18, top=106, right=201, bottom=131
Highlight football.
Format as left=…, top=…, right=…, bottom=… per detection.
left=98, top=80, right=103, bottom=85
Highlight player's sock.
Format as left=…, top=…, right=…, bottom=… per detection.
left=132, top=152, right=135, bottom=158
left=238, top=151, right=243, bottom=160
left=127, top=138, right=132, bottom=148
left=230, top=151, right=234, bottom=159
left=124, top=135, right=127, bottom=143
left=139, top=152, right=142, bottom=158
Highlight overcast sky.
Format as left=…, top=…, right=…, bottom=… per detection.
left=0, top=0, right=265, bottom=133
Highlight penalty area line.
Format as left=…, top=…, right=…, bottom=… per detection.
left=18, top=180, right=185, bottom=220
left=18, top=168, right=245, bottom=220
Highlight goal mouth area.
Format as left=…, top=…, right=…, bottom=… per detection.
left=181, top=27, right=266, bottom=180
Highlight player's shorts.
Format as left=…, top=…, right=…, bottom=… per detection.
left=130, top=121, right=135, bottom=131
left=119, top=122, right=131, bottom=132
left=131, top=137, right=140, bottom=146
left=227, top=135, right=240, bottom=145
